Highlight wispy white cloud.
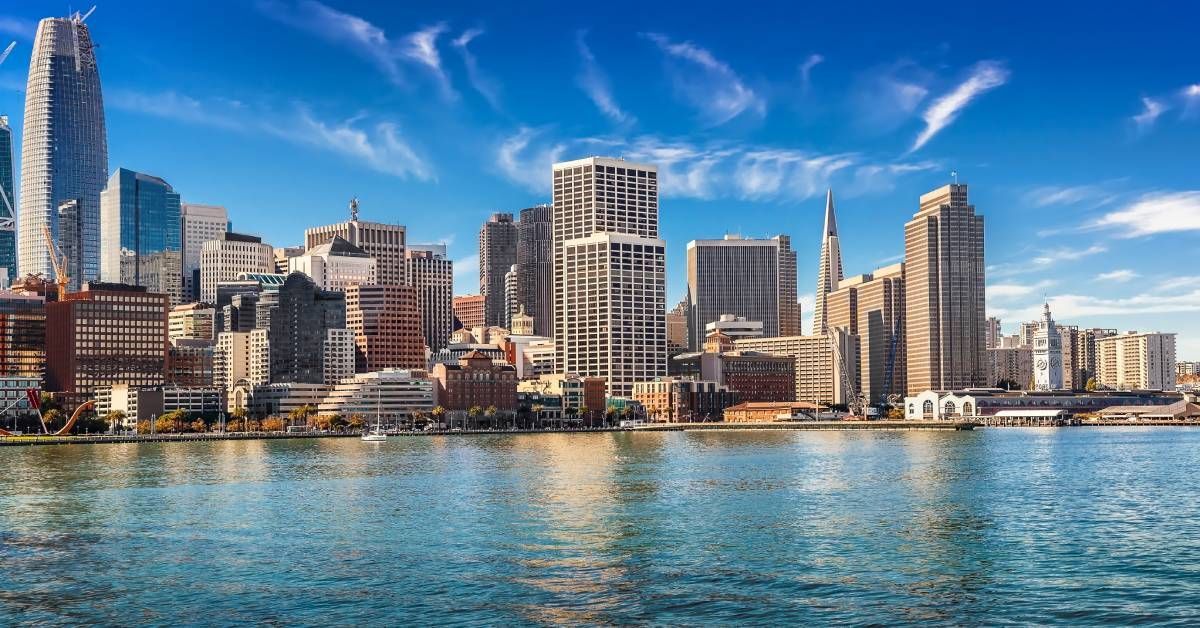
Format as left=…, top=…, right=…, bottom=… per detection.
left=258, top=1, right=456, bottom=99
left=109, top=87, right=433, bottom=181
left=847, top=161, right=940, bottom=197
left=452, top=28, right=500, bottom=110
left=274, top=109, right=434, bottom=181
left=453, top=254, right=479, bottom=280
left=988, top=244, right=1106, bottom=278
left=575, top=31, right=632, bottom=124
left=1092, top=191, right=1200, bottom=237
left=849, top=61, right=931, bottom=133
left=798, top=53, right=824, bottom=90
left=988, top=279, right=1056, bottom=299
left=402, top=22, right=454, bottom=100
left=910, top=60, right=1009, bottom=152
left=1031, top=244, right=1107, bottom=266
left=642, top=32, right=764, bottom=126
left=0, top=16, right=36, bottom=39
left=991, top=287, right=1200, bottom=324
left=494, top=127, right=568, bottom=194
left=1181, top=84, right=1200, bottom=119
left=1096, top=269, right=1138, bottom=283
left=108, top=89, right=247, bottom=131
left=494, top=128, right=931, bottom=203
left=1131, top=96, right=1168, bottom=132
left=732, top=150, right=857, bottom=200
left=1024, top=183, right=1120, bottom=208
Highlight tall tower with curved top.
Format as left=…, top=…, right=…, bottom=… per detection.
left=813, top=189, right=843, bottom=335
left=19, top=12, right=108, bottom=288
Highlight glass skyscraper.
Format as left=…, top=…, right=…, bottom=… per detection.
left=19, top=13, right=108, bottom=289
left=0, top=116, right=15, bottom=281
left=100, top=168, right=183, bottom=304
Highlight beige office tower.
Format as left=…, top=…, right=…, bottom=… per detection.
left=904, top=184, right=986, bottom=394
left=825, top=262, right=906, bottom=404
left=552, top=157, right=666, bottom=398
left=813, top=189, right=844, bottom=335
left=734, top=330, right=859, bottom=407
left=305, top=200, right=406, bottom=286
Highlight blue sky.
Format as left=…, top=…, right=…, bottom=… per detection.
left=2, top=1, right=1198, bottom=357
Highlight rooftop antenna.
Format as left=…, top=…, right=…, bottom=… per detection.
left=349, top=196, right=359, bottom=221
left=951, top=169, right=959, bottom=185
left=0, top=42, right=15, bottom=67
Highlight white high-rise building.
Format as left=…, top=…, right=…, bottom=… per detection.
left=553, top=157, right=666, bottom=398
left=323, top=328, right=356, bottom=385
left=288, top=236, right=377, bottom=292
left=1096, top=331, right=1177, bottom=391
left=199, top=233, right=274, bottom=303
left=305, top=200, right=406, bottom=286
left=814, top=190, right=844, bottom=335
left=1032, top=303, right=1064, bottom=390
left=181, top=204, right=228, bottom=300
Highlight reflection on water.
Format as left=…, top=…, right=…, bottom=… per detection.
left=2, top=428, right=1200, bottom=624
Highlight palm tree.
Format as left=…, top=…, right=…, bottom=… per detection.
left=431, top=406, right=446, bottom=430
left=531, top=404, right=544, bottom=430
left=578, top=405, right=590, bottom=428
left=104, top=410, right=126, bottom=434
left=467, top=406, right=483, bottom=430
left=484, top=405, right=498, bottom=429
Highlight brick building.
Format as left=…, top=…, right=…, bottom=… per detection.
left=345, top=284, right=425, bottom=372
left=430, top=350, right=517, bottom=415
left=46, top=283, right=168, bottom=394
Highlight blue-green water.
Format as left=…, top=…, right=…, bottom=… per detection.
left=2, top=428, right=1199, bottom=625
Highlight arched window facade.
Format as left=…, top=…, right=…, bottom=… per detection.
left=922, top=400, right=934, bottom=415
left=944, top=401, right=956, bottom=416
left=962, top=402, right=973, bottom=416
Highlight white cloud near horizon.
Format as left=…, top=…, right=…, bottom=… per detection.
left=910, top=60, right=1009, bottom=152
left=575, top=31, right=633, bottom=124
left=642, top=32, right=764, bottom=126
left=1092, top=191, right=1200, bottom=237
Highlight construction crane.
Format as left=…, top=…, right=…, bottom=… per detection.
left=882, top=313, right=904, bottom=404
left=829, top=327, right=865, bottom=418
left=42, top=226, right=69, bottom=301
left=0, top=41, right=15, bottom=67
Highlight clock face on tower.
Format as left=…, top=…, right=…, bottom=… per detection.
left=1036, top=359, right=1048, bottom=370
left=1050, top=357, right=1060, bottom=368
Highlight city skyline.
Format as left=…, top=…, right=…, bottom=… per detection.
left=0, top=3, right=1197, bottom=357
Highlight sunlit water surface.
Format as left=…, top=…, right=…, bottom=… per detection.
left=2, top=428, right=1199, bottom=625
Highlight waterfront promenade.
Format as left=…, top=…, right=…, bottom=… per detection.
left=7, top=417, right=1199, bottom=447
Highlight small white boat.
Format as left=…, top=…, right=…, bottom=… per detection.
left=361, top=429, right=387, bottom=442
left=361, top=383, right=387, bottom=441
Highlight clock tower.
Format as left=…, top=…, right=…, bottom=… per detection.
left=1032, top=302, right=1064, bottom=390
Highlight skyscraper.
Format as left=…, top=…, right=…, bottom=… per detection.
left=199, top=232, right=274, bottom=303
left=517, top=204, right=553, bottom=336
left=20, top=13, right=109, bottom=286
left=100, top=168, right=183, bottom=304
left=288, top=236, right=377, bottom=291
left=479, top=212, right=517, bottom=327
left=553, top=157, right=666, bottom=398
left=305, top=199, right=406, bottom=286
left=405, top=244, right=454, bottom=352
left=685, top=235, right=799, bottom=349
left=345, top=284, right=424, bottom=372
left=181, top=203, right=228, bottom=301
left=266, top=273, right=347, bottom=384
left=0, top=116, right=15, bottom=281
left=813, top=189, right=843, bottom=335
left=904, top=184, right=986, bottom=393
